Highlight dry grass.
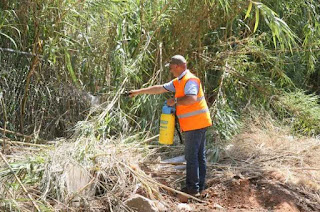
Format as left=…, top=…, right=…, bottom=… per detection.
left=218, top=111, right=320, bottom=204
left=0, top=136, right=167, bottom=211
left=1, top=106, right=320, bottom=211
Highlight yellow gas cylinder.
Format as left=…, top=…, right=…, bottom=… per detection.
left=159, top=102, right=175, bottom=145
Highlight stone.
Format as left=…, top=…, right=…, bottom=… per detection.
left=177, top=203, right=193, bottom=211
left=177, top=193, right=189, bottom=203
left=65, top=163, right=93, bottom=206
left=124, top=194, right=158, bottom=212
left=153, top=201, right=167, bottom=212
left=213, top=203, right=224, bottom=210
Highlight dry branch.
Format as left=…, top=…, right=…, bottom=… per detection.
left=120, top=161, right=207, bottom=203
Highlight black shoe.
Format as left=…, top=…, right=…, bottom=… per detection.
left=181, top=187, right=200, bottom=197
left=199, top=184, right=207, bottom=193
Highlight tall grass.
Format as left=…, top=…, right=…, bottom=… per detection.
left=0, top=0, right=320, bottom=147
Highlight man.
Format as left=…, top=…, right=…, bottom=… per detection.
left=129, top=55, right=212, bottom=196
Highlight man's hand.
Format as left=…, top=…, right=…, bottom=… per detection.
left=167, top=98, right=175, bottom=106
left=128, top=90, right=140, bottom=98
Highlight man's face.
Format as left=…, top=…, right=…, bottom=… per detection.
left=169, top=63, right=179, bottom=77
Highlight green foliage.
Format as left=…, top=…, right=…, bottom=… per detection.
left=273, top=90, right=320, bottom=135
left=213, top=105, right=242, bottom=141
left=0, top=155, right=45, bottom=184
left=1, top=0, right=320, bottom=141
left=248, top=2, right=298, bottom=50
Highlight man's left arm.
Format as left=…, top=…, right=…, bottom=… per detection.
left=167, top=80, right=199, bottom=106
left=167, top=95, right=197, bottom=106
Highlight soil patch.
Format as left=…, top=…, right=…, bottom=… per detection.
left=178, top=173, right=318, bottom=211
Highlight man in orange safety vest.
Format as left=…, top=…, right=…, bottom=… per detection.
left=129, top=55, right=212, bottom=196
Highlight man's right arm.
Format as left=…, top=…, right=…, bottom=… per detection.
left=129, top=85, right=168, bottom=97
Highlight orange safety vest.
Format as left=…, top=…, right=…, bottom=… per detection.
left=173, top=70, right=212, bottom=131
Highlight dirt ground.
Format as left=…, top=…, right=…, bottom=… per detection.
left=188, top=170, right=318, bottom=211
left=145, top=162, right=319, bottom=212
left=144, top=158, right=320, bottom=212
left=143, top=124, right=320, bottom=212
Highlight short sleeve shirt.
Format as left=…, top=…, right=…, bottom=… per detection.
left=163, top=70, right=199, bottom=95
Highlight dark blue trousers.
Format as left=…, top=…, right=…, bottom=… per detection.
left=184, top=128, right=207, bottom=193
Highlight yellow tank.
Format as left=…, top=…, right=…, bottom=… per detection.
left=159, top=113, right=175, bottom=145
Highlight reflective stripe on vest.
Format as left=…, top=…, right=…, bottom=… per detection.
left=177, top=108, right=209, bottom=119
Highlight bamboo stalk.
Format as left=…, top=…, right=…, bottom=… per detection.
left=0, top=127, right=46, bottom=143
left=0, top=139, right=50, bottom=148
left=144, top=162, right=186, bottom=165
left=289, top=168, right=320, bottom=171
left=0, top=47, right=42, bottom=57
left=142, top=135, right=159, bottom=144
left=0, top=127, right=33, bottom=139
left=20, top=54, right=40, bottom=133
left=0, top=151, right=41, bottom=211
left=20, top=8, right=42, bottom=134
left=1, top=97, right=7, bottom=153
left=131, top=1, right=170, bottom=58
